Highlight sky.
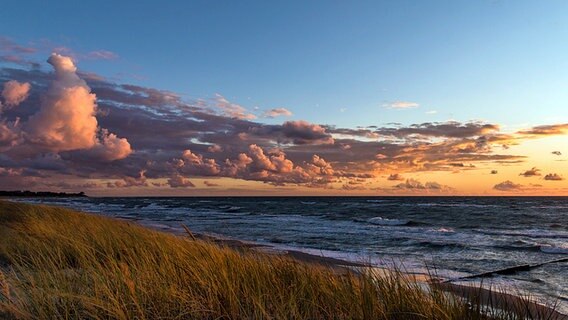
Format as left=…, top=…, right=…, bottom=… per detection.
left=1, top=0, right=568, bottom=196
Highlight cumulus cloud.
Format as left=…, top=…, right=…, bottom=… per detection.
left=494, top=180, right=524, bottom=191
left=178, top=149, right=221, bottom=175
left=383, top=101, right=419, bottom=109
left=519, top=167, right=541, bottom=177
left=544, top=173, right=564, bottom=181
left=25, top=54, right=131, bottom=159
left=89, top=129, right=133, bottom=161
left=26, top=54, right=99, bottom=150
left=262, top=108, right=293, bottom=118
left=1, top=80, right=30, bottom=109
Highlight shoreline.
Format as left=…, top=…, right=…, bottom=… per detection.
left=215, top=236, right=568, bottom=319
left=166, top=224, right=568, bottom=319
left=4, top=199, right=567, bottom=318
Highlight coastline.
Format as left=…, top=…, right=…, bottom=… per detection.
left=158, top=223, right=568, bottom=319
left=2, top=199, right=566, bottom=318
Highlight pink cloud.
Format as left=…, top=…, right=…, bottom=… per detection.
left=214, top=94, right=256, bottom=120
left=262, top=107, right=293, bottom=118
left=207, top=144, right=223, bottom=152
left=1, top=80, right=31, bottom=109
left=383, top=101, right=419, bottom=109
left=90, top=129, right=133, bottom=161
left=26, top=54, right=99, bottom=150
left=25, top=54, right=131, bottom=159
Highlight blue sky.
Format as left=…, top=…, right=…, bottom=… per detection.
left=2, top=1, right=568, bottom=195
left=3, top=0, right=568, bottom=130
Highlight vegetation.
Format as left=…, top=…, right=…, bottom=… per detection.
left=0, top=201, right=561, bottom=319
left=0, top=191, right=86, bottom=198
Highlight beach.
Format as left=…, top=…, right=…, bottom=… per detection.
left=1, top=199, right=566, bottom=319
left=10, top=196, right=568, bottom=312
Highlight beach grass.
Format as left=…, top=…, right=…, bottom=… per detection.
left=0, top=200, right=561, bottom=319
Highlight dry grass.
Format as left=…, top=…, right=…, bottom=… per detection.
left=0, top=200, right=560, bottom=319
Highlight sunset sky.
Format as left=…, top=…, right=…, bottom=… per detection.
left=1, top=0, right=568, bottom=195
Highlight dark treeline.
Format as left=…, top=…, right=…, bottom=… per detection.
left=0, top=190, right=87, bottom=198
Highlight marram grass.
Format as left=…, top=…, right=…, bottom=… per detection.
left=0, top=200, right=559, bottom=319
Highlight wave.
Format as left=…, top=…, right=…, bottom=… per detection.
left=474, top=228, right=568, bottom=239
left=540, top=244, right=568, bottom=254
left=368, top=217, right=409, bottom=226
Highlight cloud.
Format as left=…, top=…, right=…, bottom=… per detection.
left=544, top=173, right=564, bottom=181
left=493, top=180, right=524, bottom=191
left=519, top=167, right=541, bottom=177
left=0, top=120, right=22, bottom=151
left=517, top=123, right=568, bottom=136
left=394, top=178, right=452, bottom=191
left=425, top=110, right=437, bottom=114
left=280, top=121, right=334, bottom=145
left=2, top=50, right=568, bottom=193
left=26, top=54, right=99, bottom=150
left=0, top=55, right=40, bottom=68
left=374, top=121, right=500, bottom=139
left=89, top=129, right=133, bottom=161
left=203, top=180, right=219, bottom=187
left=214, top=94, right=256, bottom=120
left=387, top=173, right=404, bottom=181
left=24, top=54, right=131, bottom=159
left=108, top=170, right=148, bottom=188
left=207, top=144, right=222, bottom=153
left=168, top=173, right=195, bottom=188
left=262, top=108, right=293, bottom=118
left=552, top=151, right=562, bottom=156
left=383, top=101, right=419, bottom=109
left=86, top=50, right=118, bottom=60
left=1, top=80, right=31, bottom=109
left=0, top=37, right=36, bottom=54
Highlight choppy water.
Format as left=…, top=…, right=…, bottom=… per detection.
left=13, top=197, right=568, bottom=312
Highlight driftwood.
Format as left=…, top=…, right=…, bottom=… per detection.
left=444, top=257, right=568, bottom=283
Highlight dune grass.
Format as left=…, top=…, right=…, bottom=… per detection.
left=0, top=200, right=561, bottom=319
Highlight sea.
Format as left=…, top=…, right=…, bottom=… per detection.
left=12, top=196, right=568, bottom=312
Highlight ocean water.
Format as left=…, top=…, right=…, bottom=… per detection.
left=13, top=197, right=568, bottom=312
